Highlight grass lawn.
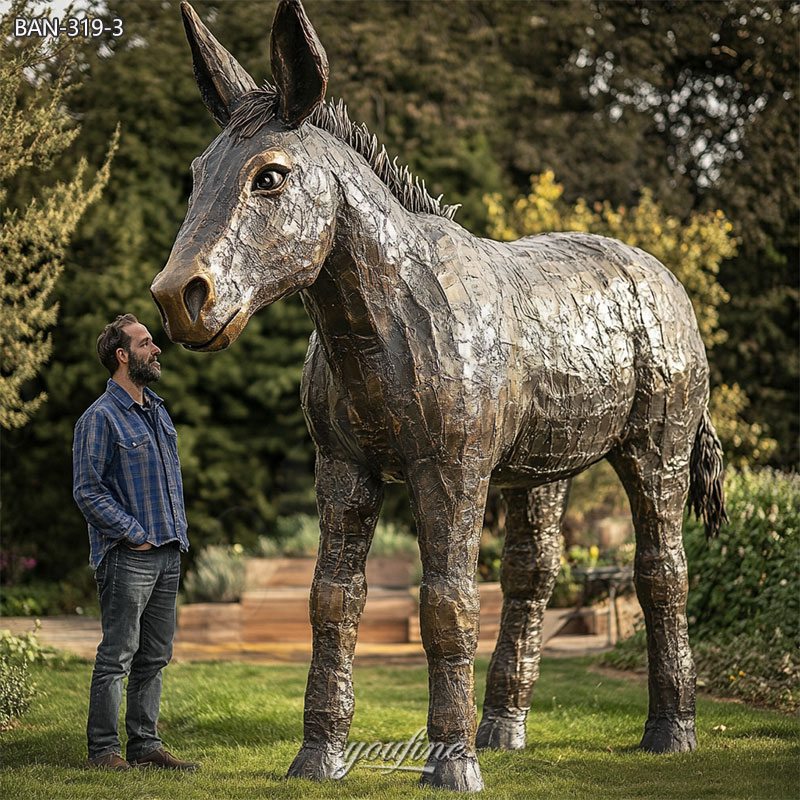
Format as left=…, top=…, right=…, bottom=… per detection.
left=1, top=656, right=797, bottom=799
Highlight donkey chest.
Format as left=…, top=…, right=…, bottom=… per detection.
left=303, top=337, right=411, bottom=474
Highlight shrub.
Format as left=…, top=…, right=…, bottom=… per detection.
left=182, top=544, right=246, bottom=604
left=0, top=658, right=35, bottom=730
left=0, top=623, right=50, bottom=665
left=0, top=625, right=45, bottom=729
left=257, top=515, right=321, bottom=558
left=0, top=551, right=37, bottom=585
left=477, top=534, right=503, bottom=582
left=683, top=468, right=799, bottom=641
left=0, top=574, right=99, bottom=617
left=603, top=468, right=800, bottom=712
left=0, top=588, right=47, bottom=617
left=370, top=520, right=418, bottom=558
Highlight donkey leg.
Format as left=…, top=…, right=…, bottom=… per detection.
left=477, top=481, right=569, bottom=750
left=407, top=461, right=489, bottom=793
left=287, top=455, right=383, bottom=780
left=610, top=442, right=697, bottom=753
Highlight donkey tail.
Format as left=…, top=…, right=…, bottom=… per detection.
left=688, top=408, right=728, bottom=539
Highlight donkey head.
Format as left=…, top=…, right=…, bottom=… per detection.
left=151, top=0, right=335, bottom=350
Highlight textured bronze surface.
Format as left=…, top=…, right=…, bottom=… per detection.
left=152, top=1, right=727, bottom=792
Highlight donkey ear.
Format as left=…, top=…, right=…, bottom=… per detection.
left=270, top=0, right=329, bottom=127
left=181, top=2, right=258, bottom=127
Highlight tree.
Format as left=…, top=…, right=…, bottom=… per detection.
left=0, top=0, right=116, bottom=428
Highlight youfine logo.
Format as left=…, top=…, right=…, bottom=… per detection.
left=339, top=728, right=466, bottom=776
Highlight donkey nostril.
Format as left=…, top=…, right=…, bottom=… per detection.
left=183, top=278, right=209, bottom=324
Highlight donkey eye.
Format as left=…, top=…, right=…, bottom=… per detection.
left=252, top=168, right=288, bottom=193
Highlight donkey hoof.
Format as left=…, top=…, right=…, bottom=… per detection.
left=420, top=753, right=484, bottom=793
left=286, top=745, right=344, bottom=781
left=639, top=716, right=697, bottom=753
left=476, top=713, right=527, bottom=750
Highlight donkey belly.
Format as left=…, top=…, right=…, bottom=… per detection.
left=491, top=304, right=638, bottom=488
left=493, top=368, right=635, bottom=486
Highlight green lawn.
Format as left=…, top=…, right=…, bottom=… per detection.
left=1, top=656, right=797, bottom=799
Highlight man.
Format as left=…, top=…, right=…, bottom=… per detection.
left=73, top=313, right=197, bottom=771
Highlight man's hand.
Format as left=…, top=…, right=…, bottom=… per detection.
left=126, top=541, right=154, bottom=551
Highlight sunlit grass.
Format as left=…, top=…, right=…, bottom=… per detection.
left=1, top=657, right=797, bottom=799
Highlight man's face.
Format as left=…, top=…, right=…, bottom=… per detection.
left=119, top=323, right=162, bottom=386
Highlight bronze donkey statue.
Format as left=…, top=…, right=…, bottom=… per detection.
left=151, top=0, right=727, bottom=792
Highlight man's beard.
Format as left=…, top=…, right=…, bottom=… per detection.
left=128, top=351, right=161, bottom=386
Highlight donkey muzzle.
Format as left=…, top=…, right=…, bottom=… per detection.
left=150, top=262, right=229, bottom=348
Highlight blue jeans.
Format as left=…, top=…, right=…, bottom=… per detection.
left=87, top=542, right=180, bottom=760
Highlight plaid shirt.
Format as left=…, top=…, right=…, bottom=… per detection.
left=73, top=379, right=190, bottom=569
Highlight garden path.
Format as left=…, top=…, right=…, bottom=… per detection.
left=2, top=610, right=611, bottom=664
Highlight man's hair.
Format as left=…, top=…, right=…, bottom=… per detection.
left=96, top=314, right=139, bottom=375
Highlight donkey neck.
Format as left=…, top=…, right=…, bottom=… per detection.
left=301, top=159, right=439, bottom=358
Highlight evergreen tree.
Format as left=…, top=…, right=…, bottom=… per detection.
left=0, top=0, right=115, bottom=429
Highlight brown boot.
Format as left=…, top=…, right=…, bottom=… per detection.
left=86, top=753, right=131, bottom=770
left=130, top=748, right=199, bottom=771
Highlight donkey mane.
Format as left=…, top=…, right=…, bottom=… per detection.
left=228, top=87, right=460, bottom=221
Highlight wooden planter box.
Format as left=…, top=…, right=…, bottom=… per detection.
left=241, top=587, right=416, bottom=644
left=366, top=556, right=418, bottom=588
left=245, top=555, right=418, bottom=591
left=176, top=602, right=241, bottom=644
left=245, top=557, right=315, bottom=589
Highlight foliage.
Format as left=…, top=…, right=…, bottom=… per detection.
left=0, top=623, right=46, bottom=729
left=692, top=631, right=799, bottom=713
left=0, top=658, right=35, bottom=730
left=369, top=520, right=419, bottom=559
left=708, top=382, right=780, bottom=467
left=1, top=658, right=797, bottom=798
left=257, top=514, right=418, bottom=559
left=562, top=461, right=631, bottom=543
left=603, top=468, right=800, bottom=711
left=550, top=543, right=635, bottom=608
left=601, top=626, right=648, bottom=674
left=0, top=550, right=36, bottom=586
left=603, top=625, right=799, bottom=713
left=0, top=0, right=116, bottom=429
left=0, top=577, right=98, bottom=617
left=485, top=170, right=776, bottom=466
left=182, top=544, right=246, bottom=604
left=0, top=623, right=49, bottom=666
left=257, top=514, right=322, bottom=558
left=0, top=590, right=47, bottom=618
left=683, top=468, right=799, bottom=641
left=476, top=533, right=503, bottom=583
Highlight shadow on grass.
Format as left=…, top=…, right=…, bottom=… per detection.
left=162, top=710, right=301, bottom=746
left=1, top=730, right=90, bottom=768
